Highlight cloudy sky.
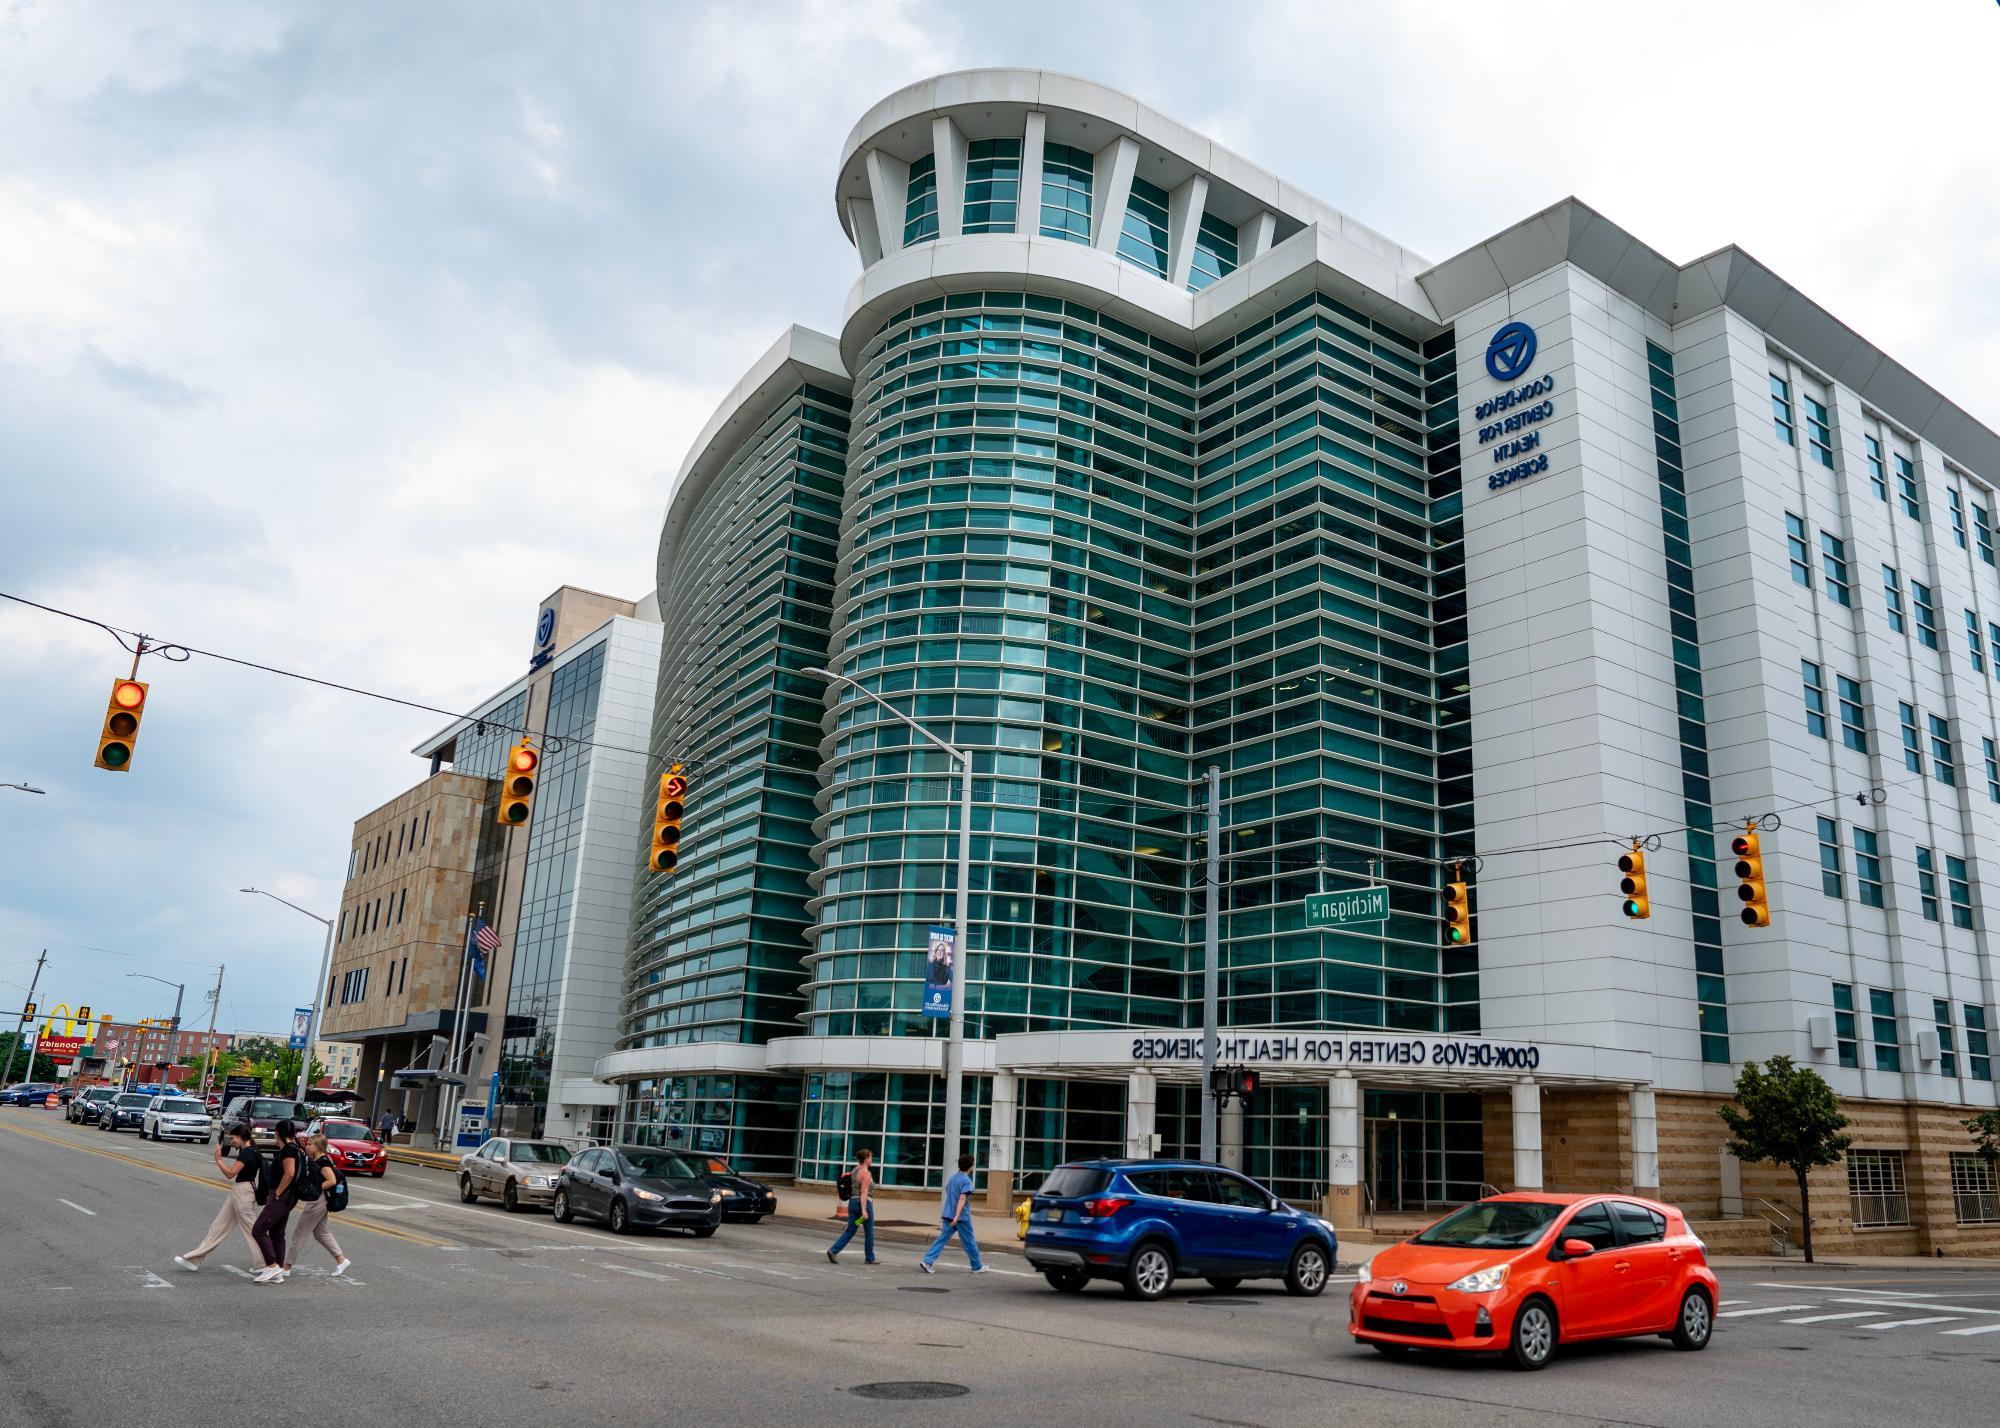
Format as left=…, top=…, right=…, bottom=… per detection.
left=3, top=1, right=1995, bottom=1040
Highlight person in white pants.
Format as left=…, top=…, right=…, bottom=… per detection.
left=175, top=1126, right=262, bottom=1272
left=283, top=1133, right=352, bottom=1278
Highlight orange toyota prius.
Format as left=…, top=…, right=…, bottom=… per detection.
left=1349, top=1193, right=1718, bottom=1370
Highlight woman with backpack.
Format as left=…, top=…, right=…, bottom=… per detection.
left=825, top=1146, right=877, bottom=1265
left=173, top=1124, right=262, bottom=1273
left=283, top=1132, right=352, bottom=1278
left=250, top=1119, right=306, bottom=1283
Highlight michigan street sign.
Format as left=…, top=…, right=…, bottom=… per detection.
left=1302, top=886, right=1389, bottom=928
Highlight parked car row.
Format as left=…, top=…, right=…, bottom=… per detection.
left=457, top=1139, right=778, bottom=1234
left=2, top=1081, right=68, bottom=1106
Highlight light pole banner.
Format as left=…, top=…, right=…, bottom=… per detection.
left=289, top=1007, right=312, bottom=1050
left=922, top=925, right=954, bottom=1019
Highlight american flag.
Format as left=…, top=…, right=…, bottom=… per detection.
left=471, top=917, right=501, bottom=978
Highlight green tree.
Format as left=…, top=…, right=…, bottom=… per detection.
left=1967, top=1109, right=2000, bottom=1167
left=1718, top=1055, right=1852, bottom=1263
left=0, top=1032, right=58, bottom=1084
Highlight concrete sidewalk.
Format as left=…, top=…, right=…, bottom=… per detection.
left=771, top=1192, right=1030, bottom=1257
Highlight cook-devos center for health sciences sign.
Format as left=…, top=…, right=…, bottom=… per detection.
left=1476, top=320, right=1557, bottom=492
left=1129, top=1032, right=1543, bottom=1072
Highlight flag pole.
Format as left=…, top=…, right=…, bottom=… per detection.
left=441, top=904, right=480, bottom=1148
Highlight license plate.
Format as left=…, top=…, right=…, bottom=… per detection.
left=1042, top=1208, right=1064, bottom=1223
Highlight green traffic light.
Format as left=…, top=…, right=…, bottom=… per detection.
left=101, top=743, right=130, bottom=768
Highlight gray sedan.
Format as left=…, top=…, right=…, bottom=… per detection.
left=459, top=1137, right=573, bottom=1211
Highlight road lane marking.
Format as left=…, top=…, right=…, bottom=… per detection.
left=1941, top=1322, right=2000, bottom=1337
left=1830, top=1298, right=2000, bottom=1315
left=1780, top=1311, right=1881, bottom=1325
left=1719, top=1303, right=1817, bottom=1317
left=57, top=1199, right=96, bottom=1216
left=1719, top=1299, right=1749, bottom=1307
left=0, top=1120, right=457, bottom=1250
left=600, top=1263, right=675, bottom=1282
left=223, top=1266, right=255, bottom=1279
left=1864, top=1317, right=1963, bottom=1329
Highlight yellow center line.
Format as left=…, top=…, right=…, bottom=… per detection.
left=0, top=1119, right=458, bottom=1250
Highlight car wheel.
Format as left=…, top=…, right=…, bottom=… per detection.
left=692, top=1224, right=717, bottom=1239
left=552, top=1189, right=573, bottom=1224
left=1121, top=1241, right=1175, bottom=1301
left=1507, top=1298, right=1557, bottom=1371
left=503, top=1181, right=520, bottom=1213
left=459, top=1174, right=479, bottom=1205
left=1671, top=1287, right=1713, bottom=1350
left=1205, top=1277, right=1242, bottom=1291
left=1045, top=1267, right=1088, bottom=1294
left=608, top=1198, right=631, bottom=1235
left=1285, top=1242, right=1330, bottom=1297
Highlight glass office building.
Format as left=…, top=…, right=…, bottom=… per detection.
left=603, top=74, right=2000, bottom=1249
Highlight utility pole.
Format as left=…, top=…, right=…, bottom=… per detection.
left=1200, top=768, right=1220, bottom=1163
left=1, top=949, right=48, bottom=1087
left=198, top=966, right=224, bottom=1096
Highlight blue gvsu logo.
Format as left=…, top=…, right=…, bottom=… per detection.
left=1484, top=321, right=1537, bottom=382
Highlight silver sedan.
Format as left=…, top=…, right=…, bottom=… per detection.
left=459, top=1136, right=573, bottom=1211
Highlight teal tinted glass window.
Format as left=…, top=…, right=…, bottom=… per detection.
left=1832, top=982, right=1858, bottom=1068
left=1039, top=143, right=1093, bottom=243
left=1769, top=373, right=1795, bottom=445
left=1870, top=988, right=1900, bottom=1071
left=963, top=138, right=1021, bottom=234
left=904, top=154, right=939, bottom=245
left=1116, top=176, right=1170, bottom=277
left=1864, top=435, right=1887, bottom=500
left=1188, top=211, right=1239, bottom=292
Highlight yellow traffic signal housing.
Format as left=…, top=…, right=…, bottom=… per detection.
left=1732, top=826, right=1769, bottom=927
left=1444, top=876, right=1471, bottom=945
left=93, top=677, right=149, bottom=772
left=1619, top=843, right=1650, bottom=919
left=497, top=739, right=539, bottom=825
left=649, top=764, right=687, bottom=873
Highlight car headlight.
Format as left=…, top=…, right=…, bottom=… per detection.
left=710, top=1192, right=722, bottom=1204
left=719, top=1189, right=737, bottom=1197
left=1446, top=1265, right=1510, bottom=1294
left=1355, top=1261, right=1371, bottom=1283
left=633, top=1189, right=664, bottom=1202
left=527, top=1176, right=548, bottom=1187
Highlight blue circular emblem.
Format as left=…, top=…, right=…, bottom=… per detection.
left=1485, top=321, right=1537, bottom=382
left=535, top=607, right=556, bottom=648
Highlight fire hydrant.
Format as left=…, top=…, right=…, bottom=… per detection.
left=1014, top=1199, right=1031, bottom=1240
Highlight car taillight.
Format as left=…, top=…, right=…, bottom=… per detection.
left=1081, top=1197, right=1131, bottom=1218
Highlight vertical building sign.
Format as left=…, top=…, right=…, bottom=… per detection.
left=922, top=926, right=955, bottom=1019
left=289, top=1007, right=312, bottom=1051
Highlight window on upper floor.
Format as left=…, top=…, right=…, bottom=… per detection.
left=1864, top=434, right=1888, bottom=501
left=1968, top=1006, right=1992, bottom=1081
left=1935, top=998, right=1959, bottom=1078
left=1820, top=531, right=1851, bottom=604
left=1895, top=451, right=1922, bottom=520
left=1899, top=703, right=1922, bottom=774
left=1930, top=713, right=1956, bottom=785
left=1978, top=501, right=1996, bottom=566
left=1986, top=737, right=2000, bottom=804
left=1116, top=175, right=1171, bottom=278
left=1817, top=815, right=1843, bottom=898
left=1853, top=827, right=1884, bottom=908
left=1883, top=565, right=1906, bottom=632
left=1770, top=372, right=1796, bottom=446
left=1946, top=854, right=1973, bottom=929
left=1187, top=211, right=1239, bottom=293
left=1836, top=674, right=1868, bottom=752
left=1950, top=488, right=1969, bottom=547
left=1970, top=610, right=1988, bottom=675
left=1869, top=989, right=1901, bottom=1073
left=1803, top=394, right=1834, bottom=468
left=1802, top=660, right=1829, bottom=737
left=1785, top=512, right=1812, bottom=586
left=1917, top=846, right=1941, bottom=921
left=1832, top=982, right=1859, bottom=1068
left=902, top=154, right=939, bottom=245
left=1913, top=580, right=1938, bottom=648
left=1039, top=143, right=1093, bottom=244
left=962, top=138, right=1021, bottom=234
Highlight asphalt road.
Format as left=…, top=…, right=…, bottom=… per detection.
left=3, top=1110, right=1997, bottom=1428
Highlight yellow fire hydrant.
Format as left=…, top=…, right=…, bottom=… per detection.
left=1014, top=1199, right=1031, bottom=1240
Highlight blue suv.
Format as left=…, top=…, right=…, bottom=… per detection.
left=1024, top=1158, right=1338, bottom=1301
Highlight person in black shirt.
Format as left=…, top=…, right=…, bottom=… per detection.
left=250, top=1120, right=304, bottom=1283
left=175, top=1125, right=262, bottom=1272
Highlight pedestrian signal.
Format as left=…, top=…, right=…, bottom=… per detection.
left=1732, top=826, right=1769, bottom=927
left=649, top=764, right=686, bottom=873
left=1619, top=843, right=1650, bottom=919
left=94, top=678, right=149, bottom=772
left=497, top=740, right=539, bottom=825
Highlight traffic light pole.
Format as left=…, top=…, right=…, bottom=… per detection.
left=198, top=965, right=224, bottom=1097
left=1201, top=767, right=1220, bottom=1164
left=1, top=949, right=47, bottom=1088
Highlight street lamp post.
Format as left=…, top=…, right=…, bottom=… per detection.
left=124, top=973, right=186, bottom=1070
left=239, top=887, right=335, bottom=1101
left=809, top=666, right=974, bottom=1183
left=2, top=782, right=47, bottom=795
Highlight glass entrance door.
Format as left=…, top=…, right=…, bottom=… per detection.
left=1365, top=1116, right=1426, bottom=1213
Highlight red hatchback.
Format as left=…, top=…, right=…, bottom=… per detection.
left=309, top=1117, right=388, bottom=1177
left=1350, top=1193, right=1718, bottom=1370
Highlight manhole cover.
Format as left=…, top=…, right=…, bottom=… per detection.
left=849, top=1382, right=970, bottom=1401
left=897, top=1285, right=950, bottom=1293
left=1191, top=1298, right=1255, bottom=1307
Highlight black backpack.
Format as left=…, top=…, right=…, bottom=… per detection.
left=324, top=1160, right=349, bottom=1214
left=290, top=1145, right=321, bottom=1203
left=837, top=1170, right=853, bottom=1200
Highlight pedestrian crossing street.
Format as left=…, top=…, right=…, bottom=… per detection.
left=1720, top=1283, right=2000, bottom=1340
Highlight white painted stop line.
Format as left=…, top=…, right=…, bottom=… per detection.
left=57, top=1199, right=95, bottom=1216
left=1942, top=1321, right=2000, bottom=1337
left=1781, top=1311, right=1881, bottom=1325
left=1721, top=1303, right=1818, bottom=1317
left=1865, top=1317, right=1962, bottom=1329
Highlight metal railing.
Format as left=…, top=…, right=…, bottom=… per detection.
left=1751, top=1196, right=1796, bottom=1256
left=1361, top=1180, right=1376, bottom=1232
left=1479, top=1182, right=1505, bottom=1200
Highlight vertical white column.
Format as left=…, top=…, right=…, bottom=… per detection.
left=1219, top=1097, right=1244, bottom=1172
left=984, top=1070, right=1017, bottom=1213
left=865, top=149, right=910, bottom=258
left=1240, top=211, right=1277, bottom=262
left=931, top=115, right=967, bottom=241
left=1089, top=134, right=1140, bottom=254
left=846, top=196, right=884, bottom=265
left=1124, top=1070, right=1157, bottom=1158
left=1018, top=112, right=1047, bottom=239
left=1325, top=1073, right=1360, bottom=1227
left=1629, top=1087, right=1659, bottom=1196
left=1165, top=173, right=1209, bottom=291
left=1511, top=1079, right=1543, bottom=1191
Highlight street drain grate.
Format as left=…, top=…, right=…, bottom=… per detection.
left=1191, top=1298, right=1255, bottom=1307
left=897, top=1285, right=950, bottom=1293
left=849, top=1382, right=970, bottom=1401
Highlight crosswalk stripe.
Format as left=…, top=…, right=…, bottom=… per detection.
left=1721, top=1303, right=1817, bottom=1317
left=1718, top=1299, right=1749, bottom=1307
left=1781, top=1311, right=1882, bottom=1325
left=1864, top=1317, right=1963, bottom=1329
left=1941, top=1322, right=2000, bottom=1337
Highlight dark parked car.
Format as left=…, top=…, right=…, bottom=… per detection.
left=215, top=1096, right=314, bottom=1149
left=99, top=1092, right=153, bottom=1132
left=69, top=1087, right=119, bottom=1123
left=689, top=1154, right=777, bottom=1222
left=554, top=1146, right=722, bottom=1236
left=1024, top=1159, right=1338, bottom=1301
left=2, top=1082, right=60, bottom=1107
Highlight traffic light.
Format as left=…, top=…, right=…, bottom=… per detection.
left=1444, top=874, right=1471, bottom=945
left=1732, top=825, right=1769, bottom=927
left=93, top=677, right=149, bottom=772
left=497, top=739, right=539, bottom=825
left=21, top=1003, right=33, bottom=1020
left=1236, top=1067, right=1260, bottom=1098
left=1207, top=1065, right=1260, bottom=1101
left=649, top=763, right=687, bottom=873
left=1619, top=842, right=1650, bottom=919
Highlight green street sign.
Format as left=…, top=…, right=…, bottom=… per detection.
left=1303, top=886, right=1389, bottom=929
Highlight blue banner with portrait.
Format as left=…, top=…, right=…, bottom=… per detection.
left=922, top=925, right=954, bottom=1018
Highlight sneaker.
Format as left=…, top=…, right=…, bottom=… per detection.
left=332, top=1259, right=351, bottom=1279
left=826, top=1250, right=838, bottom=1264
left=970, top=1266, right=989, bottom=1274
left=919, top=1261, right=935, bottom=1275
left=173, top=1256, right=199, bottom=1274
left=253, top=1268, right=281, bottom=1284
left=864, top=1258, right=880, bottom=1265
